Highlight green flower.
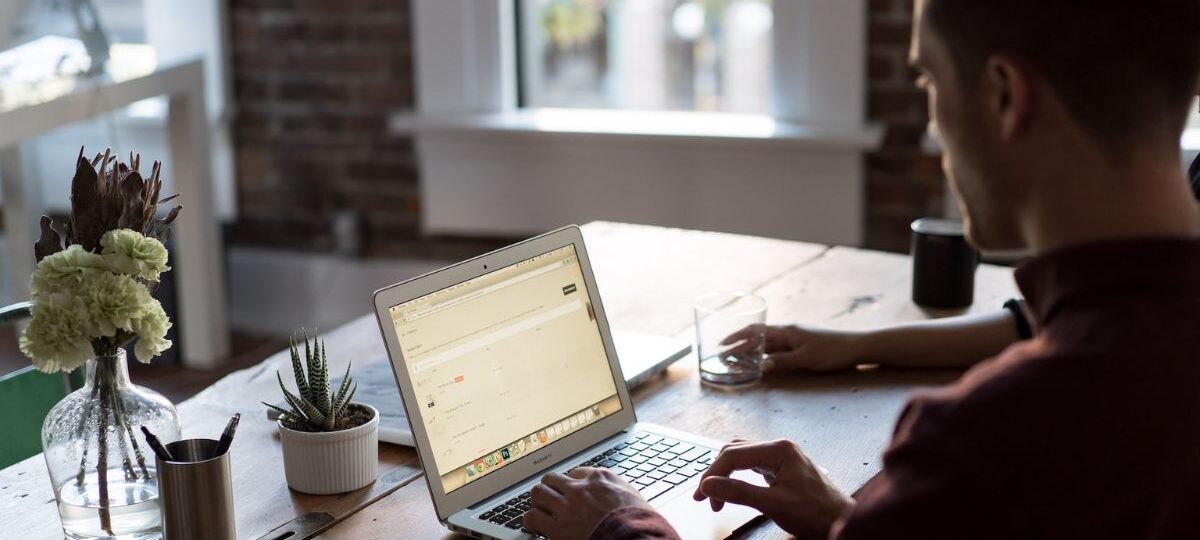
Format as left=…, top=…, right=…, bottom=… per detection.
left=19, top=292, right=94, bottom=373
left=100, top=229, right=170, bottom=281
left=131, top=302, right=172, bottom=363
left=23, top=231, right=176, bottom=369
left=76, top=272, right=156, bottom=337
left=30, top=245, right=110, bottom=295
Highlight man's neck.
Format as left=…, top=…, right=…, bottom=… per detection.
left=1021, top=153, right=1200, bottom=254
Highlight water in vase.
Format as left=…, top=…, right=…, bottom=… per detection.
left=57, top=467, right=162, bottom=540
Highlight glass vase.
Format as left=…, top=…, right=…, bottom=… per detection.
left=41, top=349, right=181, bottom=539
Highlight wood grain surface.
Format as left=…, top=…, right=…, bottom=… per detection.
left=0, top=222, right=1020, bottom=539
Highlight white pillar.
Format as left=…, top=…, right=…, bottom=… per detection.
left=0, top=145, right=38, bottom=302
left=167, top=62, right=231, bottom=368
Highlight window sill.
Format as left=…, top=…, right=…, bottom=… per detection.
left=389, top=108, right=884, bottom=152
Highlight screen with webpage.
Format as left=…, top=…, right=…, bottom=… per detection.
left=388, top=245, right=622, bottom=493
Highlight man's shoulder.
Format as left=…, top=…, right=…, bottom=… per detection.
left=904, top=338, right=1070, bottom=428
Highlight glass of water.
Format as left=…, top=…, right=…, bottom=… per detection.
left=694, top=292, right=767, bottom=386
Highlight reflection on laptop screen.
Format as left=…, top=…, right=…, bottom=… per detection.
left=388, top=245, right=622, bottom=493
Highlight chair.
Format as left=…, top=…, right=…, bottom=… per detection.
left=0, top=302, right=82, bottom=469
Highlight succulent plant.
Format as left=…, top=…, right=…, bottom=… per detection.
left=35, top=147, right=181, bottom=264
left=263, top=332, right=358, bottom=432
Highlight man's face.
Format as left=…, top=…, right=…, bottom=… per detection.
left=910, top=0, right=1025, bottom=250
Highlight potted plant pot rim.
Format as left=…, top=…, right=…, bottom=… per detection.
left=277, top=403, right=379, bottom=441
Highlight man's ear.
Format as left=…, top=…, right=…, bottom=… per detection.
left=983, top=55, right=1031, bottom=140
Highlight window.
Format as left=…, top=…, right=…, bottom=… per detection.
left=1190, top=98, right=1199, bottom=130
left=518, top=0, right=773, bottom=114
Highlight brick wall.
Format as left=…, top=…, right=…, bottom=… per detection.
left=228, top=0, right=940, bottom=256
left=864, top=0, right=946, bottom=253
left=228, top=0, right=509, bottom=260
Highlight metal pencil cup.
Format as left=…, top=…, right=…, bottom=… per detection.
left=156, top=439, right=236, bottom=540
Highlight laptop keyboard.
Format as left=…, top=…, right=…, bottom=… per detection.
left=476, top=431, right=715, bottom=534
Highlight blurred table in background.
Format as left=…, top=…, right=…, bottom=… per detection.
left=0, top=54, right=229, bottom=368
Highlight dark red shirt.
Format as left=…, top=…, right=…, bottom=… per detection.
left=592, top=237, right=1200, bottom=540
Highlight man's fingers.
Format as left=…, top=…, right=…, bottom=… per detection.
left=720, top=324, right=763, bottom=346
left=698, top=476, right=773, bottom=510
left=530, top=483, right=568, bottom=516
left=523, top=507, right=556, bottom=538
left=693, top=440, right=789, bottom=500
left=763, top=351, right=804, bottom=371
left=566, top=467, right=598, bottom=480
left=720, top=439, right=753, bottom=452
left=541, top=472, right=577, bottom=493
left=706, top=440, right=789, bottom=478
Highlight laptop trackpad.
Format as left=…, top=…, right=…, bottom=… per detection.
left=656, top=471, right=766, bottom=540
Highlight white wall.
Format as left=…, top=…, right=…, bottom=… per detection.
left=419, top=132, right=864, bottom=245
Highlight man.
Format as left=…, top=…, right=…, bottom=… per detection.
left=525, top=0, right=1200, bottom=538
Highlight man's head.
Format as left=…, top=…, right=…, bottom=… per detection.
left=911, top=0, right=1200, bottom=250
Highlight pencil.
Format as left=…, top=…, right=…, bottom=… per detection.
left=140, top=425, right=174, bottom=462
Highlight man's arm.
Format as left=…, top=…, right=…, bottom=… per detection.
left=722, top=308, right=1024, bottom=373
left=855, top=308, right=1024, bottom=368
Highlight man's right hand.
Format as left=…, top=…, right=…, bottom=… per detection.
left=721, top=325, right=864, bottom=373
left=693, top=439, right=853, bottom=540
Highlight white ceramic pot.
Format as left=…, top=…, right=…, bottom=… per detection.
left=278, top=403, right=379, bottom=495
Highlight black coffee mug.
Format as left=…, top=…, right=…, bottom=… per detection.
left=910, top=218, right=978, bottom=308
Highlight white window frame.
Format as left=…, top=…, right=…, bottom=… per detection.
left=398, top=0, right=882, bottom=246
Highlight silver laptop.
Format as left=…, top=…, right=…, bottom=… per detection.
left=373, top=225, right=761, bottom=540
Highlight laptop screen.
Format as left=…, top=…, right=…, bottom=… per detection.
left=387, top=245, right=622, bottom=493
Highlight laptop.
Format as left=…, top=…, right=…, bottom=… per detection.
left=373, top=225, right=762, bottom=539
left=265, top=331, right=690, bottom=447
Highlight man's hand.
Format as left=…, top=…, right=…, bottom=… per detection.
left=721, top=325, right=863, bottom=373
left=526, top=467, right=652, bottom=539
left=694, top=439, right=853, bottom=540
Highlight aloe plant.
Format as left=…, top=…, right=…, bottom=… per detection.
left=263, top=332, right=358, bottom=432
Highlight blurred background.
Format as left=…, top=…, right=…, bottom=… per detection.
left=1, top=0, right=1198, bottom=392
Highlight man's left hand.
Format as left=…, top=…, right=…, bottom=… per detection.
left=526, top=467, right=650, bottom=539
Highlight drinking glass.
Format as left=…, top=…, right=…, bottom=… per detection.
left=694, top=293, right=767, bottom=386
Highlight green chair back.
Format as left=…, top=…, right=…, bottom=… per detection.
left=0, top=302, right=82, bottom=469
left=0, top=367, right=80, bottom=468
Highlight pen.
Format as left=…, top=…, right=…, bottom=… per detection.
left=140, top=425, right=174, bottom=462
left=214, top=413, right=241, bottom=457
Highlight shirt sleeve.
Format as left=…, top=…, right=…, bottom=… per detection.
left=830, top=400, right=1026, bottom=540
left=588, top=506, right=682, bottom=540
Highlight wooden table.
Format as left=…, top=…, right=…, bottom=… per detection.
left=0, top=222, right=1019, bottom=539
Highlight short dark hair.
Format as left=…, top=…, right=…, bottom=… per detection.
left=924, top=0, right=1200, bottom=149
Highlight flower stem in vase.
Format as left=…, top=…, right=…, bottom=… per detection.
left=114, top=395, right=151, bottom=479
left=96, top=375, right=114, bottom=535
